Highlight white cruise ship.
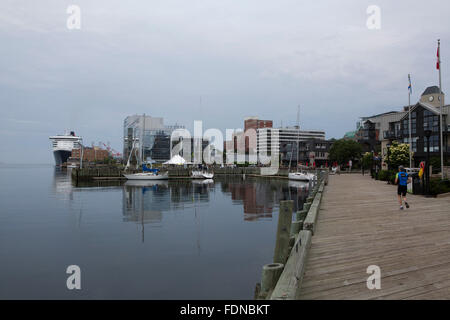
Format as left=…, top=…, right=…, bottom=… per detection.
left=49, top=131, right=82, bottom=166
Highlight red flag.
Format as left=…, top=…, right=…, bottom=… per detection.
left=437, top=46, right=440, bottom=70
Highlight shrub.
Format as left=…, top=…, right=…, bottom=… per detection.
left=377, top=170, right=397, bottom=183
left=429, top=179, right=450, bottom=195
left=377, top=170, right=390, bottom=181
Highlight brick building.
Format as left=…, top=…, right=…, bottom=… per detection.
left=71, top=147, right=110, bottom=162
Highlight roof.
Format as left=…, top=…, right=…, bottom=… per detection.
left=360, top=111, right=399, bottom=120
left=399, top=102, right=449, bottom=121
left=422, top=86, right=444, bottom=96
left=343, top=131, right=356, bottom=138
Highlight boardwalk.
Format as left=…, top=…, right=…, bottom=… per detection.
left=298, top=174, right=450, bottom=300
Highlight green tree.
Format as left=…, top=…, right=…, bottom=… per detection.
left=386, top=141, right=413, bottom=169
left=362, top=152, right=374, bottom=170
left=328, top=139, right=362, bottom=166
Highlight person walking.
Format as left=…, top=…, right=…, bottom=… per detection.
left=395, top=165, right=411, bottom=210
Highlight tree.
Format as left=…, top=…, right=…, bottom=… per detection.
left=362, top=152, right=374, bottom=170
left=328, top=139, right=362, bottom=166
left=386, top=141, right=413, bottom=169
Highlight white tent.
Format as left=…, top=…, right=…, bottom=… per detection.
left=163, top=155, right=190, bottom=165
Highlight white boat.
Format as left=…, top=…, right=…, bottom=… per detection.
left=191, top=170, right=214, bottom=179
left=288, top=172, right=316, bottom=181
left=124, top=172, right=169, bottom=180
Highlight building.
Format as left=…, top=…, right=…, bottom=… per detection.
left=123, top=115, right=184, bottom=164
left=383, top=86, right=449, bottom=167
left=223, top=117, right=329, bottom=165
left=170, top=136, right=211, bottom=163
left=280, top=138, right=334, bottom=167
left=70, top=147, right=110, bottom=162
left=354, top=86, right=449, bottom=169
left=244, top=117, right=273, bottom=132
left=257, top=126, right=328, bottom=166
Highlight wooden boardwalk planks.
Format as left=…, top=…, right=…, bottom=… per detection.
left=298, top=174, right=450, bottom=300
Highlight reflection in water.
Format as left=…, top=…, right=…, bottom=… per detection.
left=1, top=166, right=316, bottom=299
left=57, top=170, right=313, bottom=225
left=220, top=176, right=312, bottom=221
left=122, top=175, right=314, bottom=226
left=52, top=167, right=74, bottom=200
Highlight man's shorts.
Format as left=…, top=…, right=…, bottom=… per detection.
left=397, top=185, right=407, bottom=196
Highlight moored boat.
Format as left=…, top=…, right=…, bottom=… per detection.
left=288, top=171, right=316, bottom=181
left=124, top=171, right=169, bottom=180
left=191, top=170, right=214, bottom=179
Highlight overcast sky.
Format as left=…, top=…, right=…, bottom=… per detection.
left=1, top=0, right=449, bottom=163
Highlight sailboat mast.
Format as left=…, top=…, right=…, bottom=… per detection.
left=296, top=105, right=300, bottom=169
left=141, top=113, right=146, bottom=168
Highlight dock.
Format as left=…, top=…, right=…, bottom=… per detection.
left=298, top=174, right=450, bottom=299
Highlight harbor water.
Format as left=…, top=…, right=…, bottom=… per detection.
left=0, top=164, right=313, bottom=299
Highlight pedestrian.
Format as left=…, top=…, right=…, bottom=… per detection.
left=395, top=165, right=411, bottom=210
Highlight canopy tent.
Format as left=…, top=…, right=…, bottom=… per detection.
left=163, top=155, right=191, bottom=165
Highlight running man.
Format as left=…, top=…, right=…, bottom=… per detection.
left=395, top=165, right=411, bottom=210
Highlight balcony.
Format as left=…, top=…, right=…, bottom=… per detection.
left=383, top=131, right=401, bottom=140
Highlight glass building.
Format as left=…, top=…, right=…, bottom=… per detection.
left=123, top=115, right=184, bottom=163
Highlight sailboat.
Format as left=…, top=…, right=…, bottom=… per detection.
left=191, top=170, right=214, bottom=179
left=123, top=114, right=169, bottom=181
left=288, top=106, right=316, bottom=182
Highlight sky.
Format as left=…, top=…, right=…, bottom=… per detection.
left=1, top=0, right=449, bottom=163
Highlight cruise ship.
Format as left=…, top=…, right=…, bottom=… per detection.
left=49, top=131, right=82, bottom=166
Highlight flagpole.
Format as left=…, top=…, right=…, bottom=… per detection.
left=408, top=74, right=412, bottom=169
left=438, top=39, right=444, bottom=180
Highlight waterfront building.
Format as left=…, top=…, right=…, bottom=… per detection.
left=279, top=138, right=334, bottom=167
left=70, top=147, right=109, bottom=163
left=383, top=86, right=449, bottom=168
left=257, top=126, right=326, bottom=165
left=354, top=86, right=449, bottom=169
left=123, top=115, right=184, bottom=163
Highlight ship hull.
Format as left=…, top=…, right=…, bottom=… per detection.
left=53, top=150, right=72, bottom=166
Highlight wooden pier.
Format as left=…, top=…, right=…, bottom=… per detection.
left=298, top=174, right=450, bottom=299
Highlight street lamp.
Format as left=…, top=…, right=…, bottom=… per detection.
left=386, top=143, right=391, bottom=171
left=424, top=129, right=432, bottom=196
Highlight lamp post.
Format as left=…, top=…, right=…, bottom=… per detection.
left=386, top=143, right=391, bottom=171
left=425, top=129, right=432, bottom=196
left=80, top=138, right=84, bottom=169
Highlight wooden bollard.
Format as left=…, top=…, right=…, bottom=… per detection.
left=273, top=200, right=293, bottom=264
left=290, top=220, right=302, bottom=236
left=260, top=263, right=284, bottom=298
left=303, top=202, right=311, bottom=212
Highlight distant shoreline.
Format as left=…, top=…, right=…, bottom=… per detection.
left=0, top=163, right=53, bottom=167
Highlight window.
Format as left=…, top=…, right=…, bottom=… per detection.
left=423, top=110, right=439, bottom=133
left=402, top=119, right=409, bottom=135
left=424, top=135, right=440, bottom=152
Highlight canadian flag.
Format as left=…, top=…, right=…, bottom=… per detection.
left=437, top=45, right=440, bottom=70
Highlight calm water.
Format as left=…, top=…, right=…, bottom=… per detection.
left=0, top=165, right=312, bottom=299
